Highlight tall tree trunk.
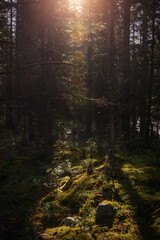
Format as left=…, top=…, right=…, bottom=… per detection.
left=140, top=6, right=148, bottom=137
left=121, top=0, right=130, bottom=141
left=39, top=0, right=55, bottom=159
left=6, top=0, right=13, bottom=128
left=102, top=0, right=109, bottom=91
left=86, top=27, right=93, bottom=136
left=109, top=0, right=116, bottom=161
left=95, top=0, right=110, bottom=158
left=146, top=1, right=155, bottom=140
left=15, top=0, right=22, bottom=124
left=130, top=18, right=137, bottom=136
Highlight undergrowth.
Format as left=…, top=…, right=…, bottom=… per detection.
left=1, top=127, right=160, bottom=240
left=30, top=151, right=160, bottom=240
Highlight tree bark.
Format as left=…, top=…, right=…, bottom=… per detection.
left=86, top=26, right=93, bottom=136
left=121, top=0, right=130, bottom=141
left=38, top=0, right=55, bottom=159
left=6, top=0, right=13, bottom=128
left=146, top=1, right=155, bottom=140
left=109, top=0, right=116, bottom=161
left=140, top=6, right=148, bottom=137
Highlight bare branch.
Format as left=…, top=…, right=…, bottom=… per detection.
left=0, top=61, right=80, bottom=75
left=63, top=92, right=117, bottom=107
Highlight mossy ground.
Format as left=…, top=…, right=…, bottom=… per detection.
left=31, top=151, right=160, bottom=240
left=1, top=128, right=160, bottom=240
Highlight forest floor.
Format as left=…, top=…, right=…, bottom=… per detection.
left=0, top=128, right=51, bottom=240
left=0, top=128, right=160, bottom=240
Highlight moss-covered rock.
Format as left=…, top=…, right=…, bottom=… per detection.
left=95, top=202, right=114, bottom=226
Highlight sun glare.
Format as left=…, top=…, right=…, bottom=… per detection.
left=69, top=0, right=83, bottom=12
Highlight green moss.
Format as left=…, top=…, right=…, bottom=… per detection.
left=152, top=217, right=160, bottom=234
left=30, top=153, right=160, bottom=240
left=74, top=232, right=93, bottom=240
left=58, top=186, right=85, bottom=212
left=46, top=226, right=72, bottom=236
left=152, top=209, right=160, bottom=234
left=39, top=192, right=56, bottom=205
left=32, top=199, right=71, bottom=231
left=73, top=172, right=88, bottom=185
left=92, top=225, right=139, bottom=240
left=60, top=176, right=71, bottom=190
left=45, top=226, right=94, bottom=240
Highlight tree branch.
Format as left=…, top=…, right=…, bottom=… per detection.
left=0, top=61, right=80, bottom=75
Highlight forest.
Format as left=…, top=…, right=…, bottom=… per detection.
left=0, top=0, right=160, bottom=239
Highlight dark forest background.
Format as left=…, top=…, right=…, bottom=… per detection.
left=0, top=0, right=160, bottom=158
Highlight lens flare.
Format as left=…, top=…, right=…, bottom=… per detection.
left=69, top=0, right=83, bottom=12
